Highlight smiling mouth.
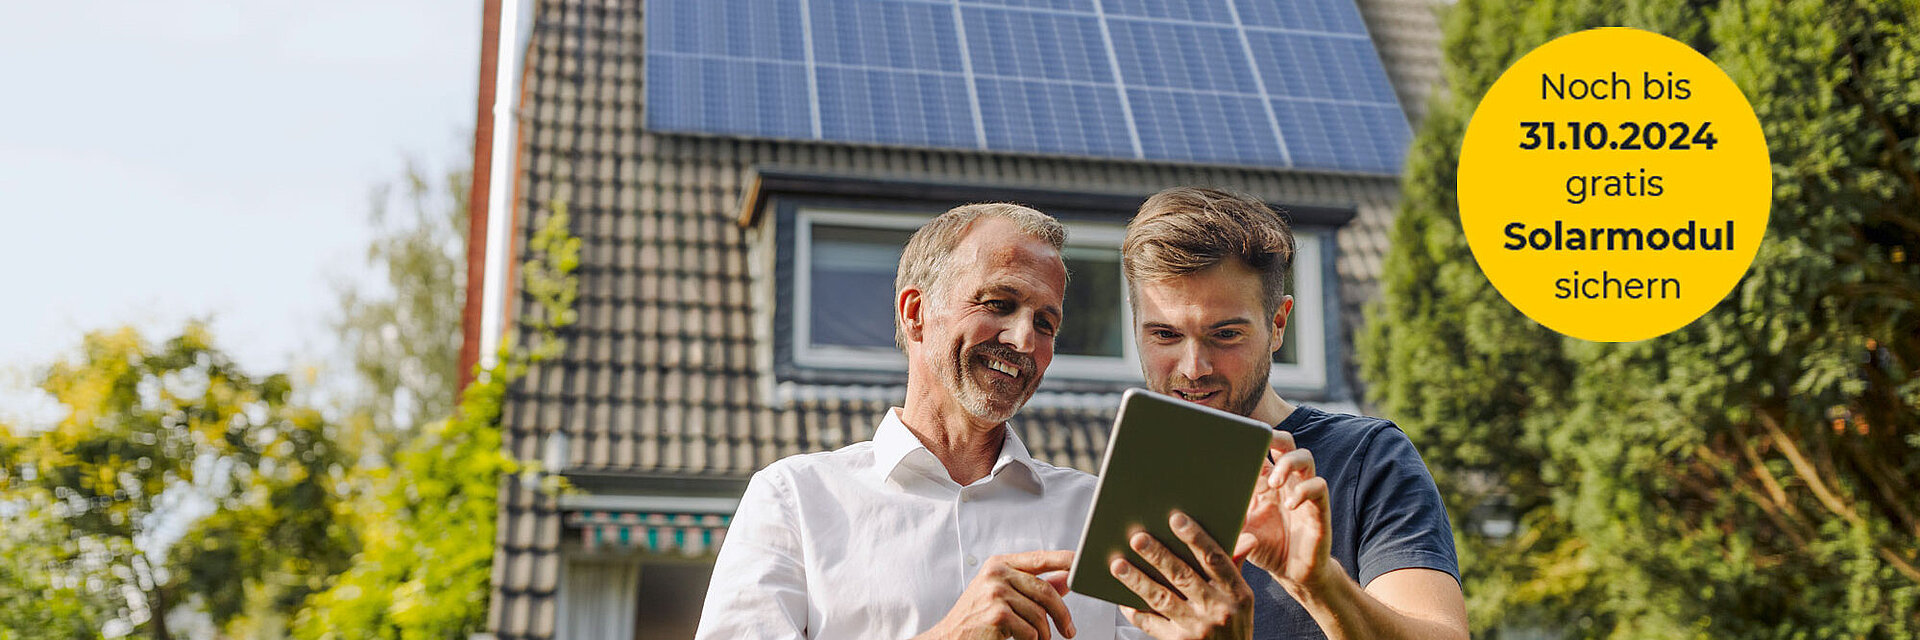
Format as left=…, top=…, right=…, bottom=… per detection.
left=981, top=357, right=1021, bottom=379
left=1173, top=389, right=1219, bottom=402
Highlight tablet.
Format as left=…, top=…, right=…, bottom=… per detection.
left=1067, top=388, right=1274, bottom=610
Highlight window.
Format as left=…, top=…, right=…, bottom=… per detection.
left=792, top=210, right=919, bottom=368
left=793, top=209, right=1134, bottom=379
left=1269, top=234, right=1326, bottom=389
left=633, top=560, right=714, bottom=639
left=787, top=205, right=1330, bottom=392
left=796, top=214, right=915, bottom=359
left=555, top=558, right=717, bottom=640
left=1047, top=227, right=1135, bottom=379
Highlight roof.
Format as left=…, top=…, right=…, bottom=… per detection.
left=486, top=0, right=1442, bottom=637
left=642, top=0, right=1416, bottom=173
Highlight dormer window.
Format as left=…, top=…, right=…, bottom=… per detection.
left=745, top=172, right=1343, bottom=395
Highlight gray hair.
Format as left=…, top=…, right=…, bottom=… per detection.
left=894, top=203, right=1067, bottom=350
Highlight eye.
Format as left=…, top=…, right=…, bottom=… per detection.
left=1035, top=318, right=1057, bottom=336
left=1150, top=329, right=1180, bottom=341
left=1213, top=329, right=1243, bottom=341
left=983, top=299, right=1012, bottom=313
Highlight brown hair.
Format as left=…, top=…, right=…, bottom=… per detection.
left=1122, top=187, right=1295, bottom=314
left=894, top=203, right=1067, bottom=349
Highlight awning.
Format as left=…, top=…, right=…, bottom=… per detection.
left=566, top=511, right=732, bottom=556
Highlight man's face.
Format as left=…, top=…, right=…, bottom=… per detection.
left=1131, top=260, right=1290, bottom=417
left=912, top=218, right=1066, bottom=424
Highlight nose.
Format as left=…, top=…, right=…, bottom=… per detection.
left=1001, top=312, right=1038, bottom=353
left=1176, top=340, right=1212, bottom=380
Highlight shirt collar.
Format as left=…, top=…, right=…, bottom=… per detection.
left=872, top=408, right=1046, bottom=492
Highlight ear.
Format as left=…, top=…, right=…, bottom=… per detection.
left=1269, top=295, right=1295, bottom=354
left=899, top=286, right=926, bottom=344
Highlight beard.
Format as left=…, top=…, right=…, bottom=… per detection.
left=934, top=341, right=1040, bottom=424
left=1149, top=363, right=1269, bottom=419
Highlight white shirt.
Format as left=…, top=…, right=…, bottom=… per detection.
left=695, top=408, right=1147, bottom=639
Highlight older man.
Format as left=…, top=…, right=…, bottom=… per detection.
left=697, top=203, right=1243, bottom=640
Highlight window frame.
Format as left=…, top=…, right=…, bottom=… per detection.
left=786, top=204, right=1331, bottom=392
left=789, top=208, right=924, bottom=371
left=1269, top=232, right=1327, bottom=390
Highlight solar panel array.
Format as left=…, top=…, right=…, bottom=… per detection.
left=645, top=0, right=1410, bottom=174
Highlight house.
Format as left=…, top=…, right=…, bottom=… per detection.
left=460, top=0, right=1444, bottom=637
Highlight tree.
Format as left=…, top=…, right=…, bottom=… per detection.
left=294, top=202, right=577, bottom=639
left=0, top=470, right=113, bottom=640
left=1359, top=0, right=1920, bottom=637
left=330, top=160, right=470, bottom=446
left=0, top=325, right=354, bottom=638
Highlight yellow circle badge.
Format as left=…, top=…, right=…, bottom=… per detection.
left=1457, top=27, right=1769, bottom=342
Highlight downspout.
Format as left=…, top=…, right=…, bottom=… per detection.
left=475, top=0, right=525, bottom=378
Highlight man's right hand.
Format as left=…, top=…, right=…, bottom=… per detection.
left=915, top=550, right=1078, bottom=640
left=1235, top=430, right=1333, bottom=587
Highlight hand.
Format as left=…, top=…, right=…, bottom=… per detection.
left=917, top=550, right=1077, bottom=640
left=1107, top=511, right=1254, bottom=640
left=1234, top=431, right=1334, bottom=587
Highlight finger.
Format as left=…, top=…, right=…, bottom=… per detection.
left=1128, top=528, right=1205, bottom=596
left=1003, top=566, right=1077, bottom=639
left=1118, top=604, right=1179, bottom=639
left=1038, top=570, right=1070, bottom=596
left=996, top=598, right=1046, bottom=640
left=1286, top=475, right=1330, bottom=512
left=995, top=549, right=1076, bottom=575
left=1109, top=553, right=1184, bottom=617
left=1232, top=531, right=1256, bottom=563
left=1269, top=430, right=1296, bottom=454
left=1248, top=475, right=1276, bottom=512
left=1260, top=431, right=1295, bottom=480
left=1169, top=510, right=1239, bottom=583
left=1271, top=449, right=1316, bottom=488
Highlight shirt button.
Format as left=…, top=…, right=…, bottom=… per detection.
left=966, top=555, right=978, bottom=566
left=960, top=493, right=971, bottom=503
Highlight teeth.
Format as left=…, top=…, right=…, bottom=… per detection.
left=985, top=359, right=1019, bottom=378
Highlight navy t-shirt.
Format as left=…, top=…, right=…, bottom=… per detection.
left=1243, top=405, right=1459, bottom=639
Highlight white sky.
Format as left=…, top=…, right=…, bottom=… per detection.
left=0, top=1, right=481, bottom=426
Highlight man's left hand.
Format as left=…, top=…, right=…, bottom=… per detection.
left=1106, top=510, right=1253, bottom=640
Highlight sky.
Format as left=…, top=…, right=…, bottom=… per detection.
left=0, top=2, right=482, bottom=426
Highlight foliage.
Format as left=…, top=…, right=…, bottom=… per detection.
left=0, top=325, right=354, bottom=638
left=331, top=161, right=471, bottom=446
left=293, top=202, right=577, bottom=639
left=1358, top=0, right=1920, bottom=637
left=0, top=484, right=113, bottom=640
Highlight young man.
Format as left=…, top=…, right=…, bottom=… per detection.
left=1111, top=187, right=1468, bottom=640
left=696, top=203, right=1246, bottom=640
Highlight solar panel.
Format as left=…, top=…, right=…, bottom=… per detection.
left=643, top=0, right=1411, bottom=174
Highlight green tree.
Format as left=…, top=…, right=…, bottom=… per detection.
left=0, top=466, right=113, bottom=640
left=331, top=161, right=470, bottom=446
left=0, top=325, right=354, bottom=638
left=1360, top=0, right=1920, bottom=637
left=294, top=202, right=577, bottom=639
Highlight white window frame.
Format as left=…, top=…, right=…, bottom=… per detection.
left=1045, top=224, right=1138, bottom=381
left=1269, top=233, right=1326, bottom=390
left=790, top=207, right=1328, bottom=391
left=791, top=208, right=922, bottom=371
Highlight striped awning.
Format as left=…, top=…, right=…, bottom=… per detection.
left=565, top=511, right=732, bottom=555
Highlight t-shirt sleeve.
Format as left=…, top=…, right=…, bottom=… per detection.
left=1353, top=425, right=1461, bottom=587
